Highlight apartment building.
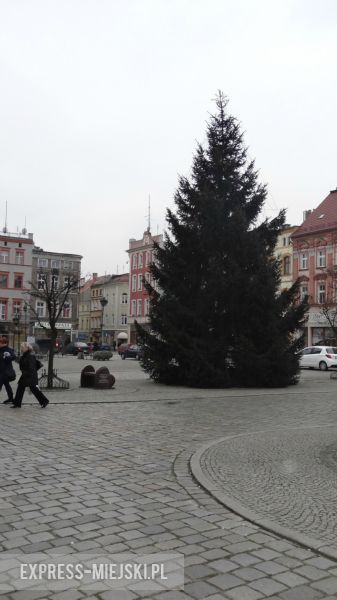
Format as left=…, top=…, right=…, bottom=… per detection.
left=275, top=225, right=298, bottom=291
left=292, top=189, right=337, bottom=345
left=0, top=230, right=34, bottom=348
left=127, top=228, right=163, bottom=343
left=31, top=248, right=82, bottom=342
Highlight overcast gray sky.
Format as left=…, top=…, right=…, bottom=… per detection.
left=1, top=0, right=336, bottom=276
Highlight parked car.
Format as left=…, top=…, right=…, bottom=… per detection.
left=64, top=342, right=89, bottom=356
left=98, top=343, right=112, bottom=351
left=299, top=346, right=337, bottom=371
left=120, top=344, right=143, bottom=360
left=117, top=343, right=128, bottom=355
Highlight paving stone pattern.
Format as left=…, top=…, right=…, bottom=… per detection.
left=0, top=357, right=337, bottom=599
left=198, top=426, right=337, bottom=550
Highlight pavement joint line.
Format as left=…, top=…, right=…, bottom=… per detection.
left=190, top=430, right=337, bottom=564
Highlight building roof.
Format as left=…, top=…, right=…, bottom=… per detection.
left=292, top=189, right=337, bottom=238
left=110, top=273, right=129, bottom=284
left=91, top=275, right=111, bottom=288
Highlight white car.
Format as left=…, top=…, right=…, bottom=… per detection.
left=299, top=346, right=337, bottom=371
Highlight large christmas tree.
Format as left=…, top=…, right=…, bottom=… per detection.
left=137, top=92, right=307, bottom=387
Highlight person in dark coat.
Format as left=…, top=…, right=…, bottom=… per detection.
left=0, top=336, right=16, bottom=404
left=12, top=342, right=49, bottom=408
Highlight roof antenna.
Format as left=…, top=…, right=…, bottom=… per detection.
left=147, top=194, right=151, bottom=232
left=3, top=200, right=7, bottom=233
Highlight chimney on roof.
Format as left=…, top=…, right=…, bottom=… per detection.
left=303, top=209, right=312, bottom=222
left=92, top=272, right=98, bottom=279
left=330, top=188, right=337, bottom=193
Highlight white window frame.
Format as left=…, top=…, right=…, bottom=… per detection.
left=121, top=314, right=127, bottom=325
left=15, top=251, right=24, bottom=265
left=121, top=293, right=128, bottom=304
left=37, top=258, right=48, bottom=267
left=137, top=299, right=142, bottom=316
left=132, top=275, right=137, bottom=292
left=132, top=253, right=137, bottom=269
left=131, top=300, right=136, bottom=316
left=0, top=300, right=7, bottom=320
left=51, top=274, right=59, bottom=290
left=138, top=253, right=143, bottom=268
left=0, top=251, right=9, bottom=263
left=300, top=285, right=308, bottom=301
left=51, top=260, right=60, bottom=269
left=300, top=253, right=308, bottom=270
left=36, top=301, right=45, bottom=317
left=62, top=302, right=71, bottom=318
left=137, top=274, right=143, bottom=291
left=317, top=283, right=326, bottom=304
left=317, top=250, right=326, bottom=268
left=145, top=298, right=150, bottom=316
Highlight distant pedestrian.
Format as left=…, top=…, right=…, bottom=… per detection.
left=12, top=342, right=49, bottom=409
left=0, top=336, right=16, bottom=404
left=112, top=340, right=116, bottom=352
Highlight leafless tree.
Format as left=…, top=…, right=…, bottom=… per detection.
left=27, top=270, right=79, bottom=388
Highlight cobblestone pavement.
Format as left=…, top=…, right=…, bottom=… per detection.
left=0, top=357, right=337, bottom=599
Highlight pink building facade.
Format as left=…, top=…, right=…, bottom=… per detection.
left=127, top=229, right=162, bottom=344
left=292, top=190, right=337, bottom=346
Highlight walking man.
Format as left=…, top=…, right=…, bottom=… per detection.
left=12, top=342, right=49, bottom=408
left=0, top=336, right=16, bottom=404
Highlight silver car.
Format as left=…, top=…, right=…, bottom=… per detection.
left=299, top=346, right=337, bottom=371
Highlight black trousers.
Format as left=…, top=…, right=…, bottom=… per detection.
left=14, top=380, right=48, bottom=407
left=0, top=375, right=14, bottom=400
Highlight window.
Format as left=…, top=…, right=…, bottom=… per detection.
left=283, top=256, right=291, bottom=276
left=132, top=275, right=137, bottom=292
left=51, top=274, right=59, bottom=289
left=300, top=253, right=308, bottom=270
left=64, top=276, right=70, bottom=288
left=15, top=251, right=24, bottom=265
left=145, top=251, right=150, bottom=266
left=137, top=274, right=143, bottom=291
left=317, top=283, right=325, bottom=304
left=145, top=298, right=150, bottom=315
left=121, top=293, right=128, bottom=304
left=132, top=253, right=137, bottom=269
left=63, top=261, right=73, bottom=269
left=300, top=286, right=308, bottom=301
left=131, top=300, right=136, bottom=316
left=0, top=251, right=9, bottom=263
left=145, top=272, right=151, bottom=284
left=36, top=301, right=45, bottom=317
left=14, top=274, right=23, bottom=289
left=121, top=314, right=127, bottom=325
left=37, top=258, right=48, bottom=267
left=37, top=273, right=47, bottom=290
left=0, top=301, right=7, bottom=320
left=138, top=253, right=143, bottom=268
left=317, top=250, right=326, bottom=268
left=13, top=301, right=21, bottom=316
left=51, top=260, right=60, bottom=268
left=137, top=299, right=142, bottom=316
left=62, top=302, right=71, bottom=318
left=0, top=274, right=8, bottom=288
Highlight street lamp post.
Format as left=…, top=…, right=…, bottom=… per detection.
left=13, top=314, right=20, bottom=354
left=100, top=297, right=108, bottom=345
left=23, top=304, right=28, bottom=342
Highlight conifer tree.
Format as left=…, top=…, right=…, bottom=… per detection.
left=136, top=92, right=307, bottom=387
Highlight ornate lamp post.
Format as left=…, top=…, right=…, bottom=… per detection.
left=12, top=313, right=20, bottom=354
left=23, top=303, right=28, bottom=341
left=100, top=297, right=108, bottom=345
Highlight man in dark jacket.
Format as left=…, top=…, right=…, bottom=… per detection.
left=12, top=342, right=49, bottom=408
left=0, top=336, right=16, bottom=404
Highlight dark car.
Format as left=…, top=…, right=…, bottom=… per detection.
left=120, top=344, right=143, bottom=360
left=98, top=343, right=112, bottom=351
left=63, top=342, right=89, bottom=356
